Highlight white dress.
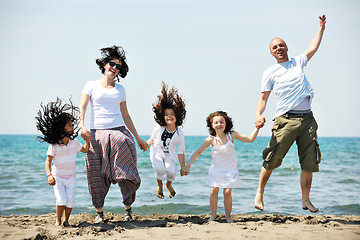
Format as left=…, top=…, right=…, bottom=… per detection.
left=206, top=133, right=244, bottom=188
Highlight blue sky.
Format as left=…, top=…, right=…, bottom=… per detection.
left=0, top=0, right=359, bottom=137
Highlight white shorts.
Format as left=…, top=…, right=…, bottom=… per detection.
left=53, top=175, right=76, bottom=208
left=150, top=154, right=176, bottom=182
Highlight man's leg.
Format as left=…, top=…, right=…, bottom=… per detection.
left=297, top=114, right=320, bottom=213
left=300, top=170, right=319, bottom=212
left=254, top=166, right=273, bottom=210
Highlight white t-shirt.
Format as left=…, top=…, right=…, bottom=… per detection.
left=261, top=53, right=314, bottom=117
left=81, top=81, right=126, bottom=129
left=47, top=139, right=83, bottom=178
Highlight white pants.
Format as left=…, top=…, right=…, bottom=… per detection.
left=53, top=175, right=76, bottom=208
left=151, top=154, right=176, bottom=182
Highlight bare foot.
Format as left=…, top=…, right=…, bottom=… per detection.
left=302, top=200, right=319, bottom=213
left=156, top=185, right=164, bottom=199
left=225, top=216, right=234, bottom=223
left=55, top=221, right=61, bottom=226
left=254, top=193, right=264, bottom=210
left=63, top=221, right=70, bottom=227
left=208, top=216, right=216, bottom=222
left=166, top=182, right=176, bottom=198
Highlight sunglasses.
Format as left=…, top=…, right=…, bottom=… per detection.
left=108, top=61, right=122, bottom=71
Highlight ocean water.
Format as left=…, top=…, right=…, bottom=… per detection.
left=0, top=135, right=359, bottom=217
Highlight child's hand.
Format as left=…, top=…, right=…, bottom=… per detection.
left=180, top=167, right=187, bottom=176
left=47, top=174, right=56, bottom=186
left=182, top=166, right=190, bottom=176
left=80, top=128, right=91, bottom=142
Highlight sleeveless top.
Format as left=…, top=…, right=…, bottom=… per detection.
left=210, top=133, right=237, bottom=171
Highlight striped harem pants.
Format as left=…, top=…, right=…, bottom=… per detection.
left=85, top=127, right=141, bottom=208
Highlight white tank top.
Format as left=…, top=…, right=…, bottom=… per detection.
left=211, top=133, right=237, bottom=171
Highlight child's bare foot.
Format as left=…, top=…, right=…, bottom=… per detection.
left=55, top=221, right=61, bottom=226
left=225, top=216, right=234, bottom=223
left=166, top=182, right=176, bottom=198
left=302, top=200, right=319, bottom=213
left=156, top=185, right=164, bottom=199
left=63, top=221, right=70, bottom=227
left=208, top=215, right=216, bottom=222
left=254, top=192, right=264, bottom=210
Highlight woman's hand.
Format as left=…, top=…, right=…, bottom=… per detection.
left=137, top=138, right=148, bottom=152
left=80, top=127, right=91, bottom=142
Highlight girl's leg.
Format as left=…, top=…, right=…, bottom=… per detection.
left=157, top=179, right=164, bottom=199
left=63, top=207, right=72, bottom=226
left=223, top=188, right=233, bottom=223
left=151, top=155, right=166, bottom=199
left=55, top=205, right=65, bottom=226
left=53, top=176, right=66, bottom=226
left=209, top=187, right=219, bottom=221
left=166, top=180, right=176, bottom=198
left=165, top=159, right=176, bottom=198
left=63, top=177, right=75, bottom=226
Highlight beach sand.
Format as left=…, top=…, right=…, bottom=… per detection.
left=1, top=213, right=359, bottom=240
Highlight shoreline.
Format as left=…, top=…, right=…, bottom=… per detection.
left=1, top=213, right=359, bottom=240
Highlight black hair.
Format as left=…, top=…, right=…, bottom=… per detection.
left=95, top=45, right=129, bottom=82
left=35, top=97, right=79, bottom=145
left=152, top=82, right=186, bottom=127
left=206, top=111, right=234, bottom=136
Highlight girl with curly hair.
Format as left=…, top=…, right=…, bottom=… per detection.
left=147, top=82, right=186, bottom=199
left=183, top=111, right=259, bottom=223
left=79, top=45, right=148, bottom=223
left=35, top=98, right=90, bottom=226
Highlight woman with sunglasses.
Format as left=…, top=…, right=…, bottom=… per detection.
left=79, top=45, right=148, bottom=223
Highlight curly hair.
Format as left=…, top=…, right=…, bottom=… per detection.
left=206, top=111, right=234, bottom=136
left=95, top=45, right=129, bottom=82
left=152, top=82, right=186, bottom=127
left=35, top=97, right=79, bottom=145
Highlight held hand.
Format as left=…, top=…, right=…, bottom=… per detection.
left=182, top=166, right=190, bottom=176
left=319, top=14, right=326, bottom=29
left=180, top=167, right=188, bottom=176
left=48, top=175, right=56, bottom=186
left=137, top=138, right=148, bottom=152
left=255, top=116, right=266, bottom=129
left=80, top=128, right=91, bottom=142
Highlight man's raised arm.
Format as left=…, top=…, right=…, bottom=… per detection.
left=305, top=14, right=326, bottom=61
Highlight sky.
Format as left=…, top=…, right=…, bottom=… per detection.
left=0, top=0, right=359, bottom=137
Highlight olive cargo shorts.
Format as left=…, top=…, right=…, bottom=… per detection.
left=262, top=112, right=321, bottom=172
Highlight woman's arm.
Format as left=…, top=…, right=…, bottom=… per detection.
left=120, top=101, right=148, bottom=151
left=79, top=94, right=91, bottom=141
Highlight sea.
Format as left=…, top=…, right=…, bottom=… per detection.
left=0, top=135, right=359, bottom=217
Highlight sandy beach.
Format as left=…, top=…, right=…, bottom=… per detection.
left=1, top=213, right=359, bottom=240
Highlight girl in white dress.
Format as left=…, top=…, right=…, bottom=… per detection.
left=183, top=111, right=259, bottom=223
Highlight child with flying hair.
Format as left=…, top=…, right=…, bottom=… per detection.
left=36, top=98, right=90, bottom=226
left=147, top=82, right=187, bottom=199
left=183, top=111, right=259, bottom=223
